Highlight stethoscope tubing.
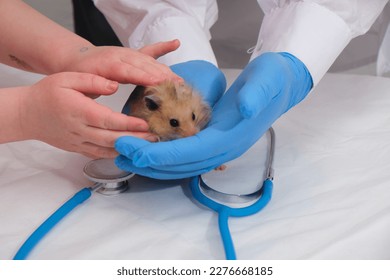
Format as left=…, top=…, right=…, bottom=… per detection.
left=14, top=127, right=275, bottom=260
left=189, top=127, right=275, bottom=259
left=190, top=177, right=273, bottom=259
left=13, top=187, right=92, bottom=260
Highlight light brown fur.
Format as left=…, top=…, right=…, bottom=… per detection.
left=128, top=81, right=211, bottom=141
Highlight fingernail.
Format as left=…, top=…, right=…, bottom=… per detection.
left=107, top=80, right=118, bottom=91
left=239, top=102, right=260, bottom=119
left=135, top=122, right=149, bottom=131
left=145, top=134, right=159, bottom=142
left=175, top=76, right=184, bottom=83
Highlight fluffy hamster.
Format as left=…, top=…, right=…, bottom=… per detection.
left=127, top=80, right=211, bottom=141
left=128, top=80, right=227, bottom=171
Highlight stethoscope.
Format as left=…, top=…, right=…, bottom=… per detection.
left=12, top=159, right=134, bottom=260
left=13, top=128, right=275, bottom=260
left=190, top=127, right=275, bottom=259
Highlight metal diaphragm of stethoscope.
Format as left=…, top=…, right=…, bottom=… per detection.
left=83, top=158, right=134, bottom=195
left=13, top=128, right=275, bottom=260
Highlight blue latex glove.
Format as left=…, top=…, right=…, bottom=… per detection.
left=115, top=53, right=313, bottom=179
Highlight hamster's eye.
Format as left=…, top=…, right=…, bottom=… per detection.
left=192, top=113, right=196, bottom=121
left=170, top=119, right=180, bottom=127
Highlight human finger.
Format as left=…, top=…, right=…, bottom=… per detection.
left=237, top=81, right=276, bottom=119
left=59, top=72, right=119, bottom=96
left=78, top=142, right=119, bottom=159
left=119, top=55, right=181, bottom=84
left=115, top=128, right=225, bottom=168
left=80, top=102, right=150, bottom=132
left=139, top=39, right=180, bottom=59
left=114, top=136, right=152, bottom=158
left=83, top=127, right=158, bottom=149
left=115, top=155, right=213, bottom=179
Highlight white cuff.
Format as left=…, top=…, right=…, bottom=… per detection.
left=137, top=16, right=218, bottom=66
left=94, top=0, right=218, bottom=66
left=251, top=2, right=352, bottom=85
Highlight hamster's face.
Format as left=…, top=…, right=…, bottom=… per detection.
left=142, top=82, right=211, bottom=141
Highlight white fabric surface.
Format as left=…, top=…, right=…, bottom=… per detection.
left=1, top=65, right=390, bottom=259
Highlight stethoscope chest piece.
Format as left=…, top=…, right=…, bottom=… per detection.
left=83, top=158, right=134, bottom=195
left=198, top=127, right=275, bottom=206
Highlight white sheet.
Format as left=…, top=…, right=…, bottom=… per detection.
left=1, top=64, right=390, bottom=260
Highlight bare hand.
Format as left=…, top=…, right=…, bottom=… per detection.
left=62, top=40, right=182, bottom=86
left=19, top=72, right=157, bottom=158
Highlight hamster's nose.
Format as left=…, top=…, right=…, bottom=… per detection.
left=183, top=126, right=199, bottom=137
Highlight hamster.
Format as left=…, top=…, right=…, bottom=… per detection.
left=127, top=80, right=227, bottom=171
left=127, top=80, right=211, bottom=141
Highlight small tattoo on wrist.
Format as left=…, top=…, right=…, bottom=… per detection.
left=9, top=55, right=33, bottom=70
left=79, top=46, right=89, bottom=53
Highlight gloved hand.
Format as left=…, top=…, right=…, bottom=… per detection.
left=115, top=53, right=313, bottom=179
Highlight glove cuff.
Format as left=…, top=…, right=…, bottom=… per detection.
left=278, top=52, right=313, bottom=105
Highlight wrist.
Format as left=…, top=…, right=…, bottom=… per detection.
left=48, top=39, right=94, bottom=73
left=278, top=52, right=313, bottom=99
left=0, top=86, right=31, bottom=143
left=16, top=86, right=36, bottom=141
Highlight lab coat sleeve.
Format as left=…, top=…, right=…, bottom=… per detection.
left=252, top=0, right=389, bottom=85
left=93, top=0, right=218, bottom=66
left=377, top=4, right=390, bottom=76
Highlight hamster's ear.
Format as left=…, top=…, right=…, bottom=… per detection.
left=144, top=95, right=161, bottom=111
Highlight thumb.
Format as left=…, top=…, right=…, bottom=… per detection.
left=237, top=79, right=279, bottom=119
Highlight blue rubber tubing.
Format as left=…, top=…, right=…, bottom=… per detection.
left=190, top=177, right=273, bottom=260
left=13, top=188, right=92, bottom=260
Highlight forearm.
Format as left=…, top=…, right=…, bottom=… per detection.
left=94, top=0, right=218, bottom=65
left=0, top=0, right=91, bottom=74
left=0, top=86, right=29, bottom=143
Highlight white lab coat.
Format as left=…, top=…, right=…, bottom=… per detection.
left=94, top=0, right=389, bottom=85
